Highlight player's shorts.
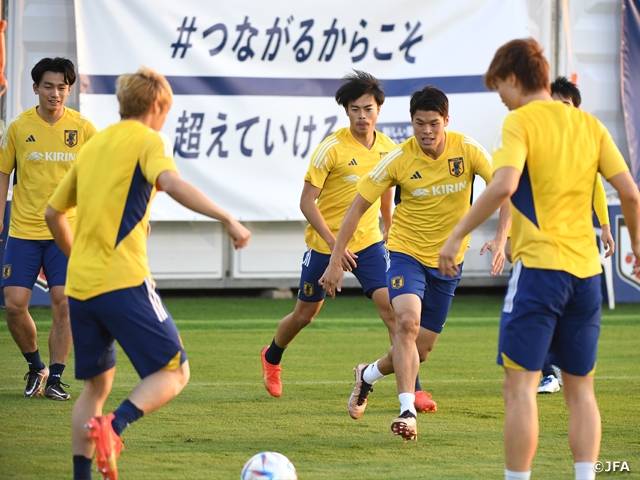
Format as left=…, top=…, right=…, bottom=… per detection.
left=386, top=251, right=463, bottom=334
left=69, top=278, right=187, bottom=380
left=497, top=260, right=601, bottom=376
left=1, top=236, right=68, bottom=289
left=297, top=241, right=389, bottom=302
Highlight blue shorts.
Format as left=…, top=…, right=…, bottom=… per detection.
left=298, top=241, right=389, bottom=302
left=386, top=251, right=462, bottom=334
left=1, top=237, right=68, bottom=289
left=497, top=260, right=601, bottom=376
left=69, top=278, right=187, bottom=380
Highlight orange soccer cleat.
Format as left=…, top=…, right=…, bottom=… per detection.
left=261, top=346, right=283, bottom=397
left=86, top=413, right=124, bottom=480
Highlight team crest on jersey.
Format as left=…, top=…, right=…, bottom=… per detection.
left=64, top=130, right=78, bottom=147
left=380, top=152, right=388, bottom=158
left=2, top=264, right=10, bottom=279
left=390, top=276, right=404, bottom=289
left=616, top=216, right=640, bottom=290
left=448, top=157, right=464, bottom=177
left=303, top=282, right=314, bottom=297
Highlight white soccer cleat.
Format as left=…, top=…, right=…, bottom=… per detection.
left=537, top=375, right=560, bottom=394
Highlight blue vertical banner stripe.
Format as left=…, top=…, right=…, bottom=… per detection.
left=621, top=0, right=640, bottom=188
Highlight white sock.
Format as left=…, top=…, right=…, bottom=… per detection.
left=574, top=462, right=596, bottom=480
left=398, top=392, right=416, bottom=416
left=504, top=469, right=531, bottom=480
left=362, top=360, right=385, bottom=384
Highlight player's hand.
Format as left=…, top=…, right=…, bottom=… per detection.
left=480, top=236, right=506, bottom=275
left=0, top=220, right=3, bottom=241
left=438, top=236, right=462, bottom=277
left=600, top=224, right=615, bottom=258
left=319, top=259, right=343, bottom=298
left=225, top=219, right=251, bottom=249
left=382, top=227, right=390, bottom=243
left=342, top=249, right=358, bottom=271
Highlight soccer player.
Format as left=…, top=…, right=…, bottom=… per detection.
left=535, top=76, right=615, bottom=395
left=0, top=57, right=97, bottom=400
left=260, top=71, right=440, bottom=410
left=320, top=85, right=510, bottom=442
left=44, top=67, right=250, bottom=480
left=438, top=38, right=640, bottom=480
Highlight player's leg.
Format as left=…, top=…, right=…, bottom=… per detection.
left=43, top=240, right=73, bottom=399
left=2, top=238, right=48, bottom=396
left=262, top=248, right=327, bottom=397
left=562, top=374, right=600, bottom=465
left=68, top=295, right=118, bottom=480
left=503, top=368, right=541, bottom=473
left=45, top=286, right=73, bottom=400
left=72, top=367, right=115, bottom=480
left=552, top=274, right=601, bottom=479
left=389, top=292, right=421, bottom=441
left=498, top=261, right=562, bottom=478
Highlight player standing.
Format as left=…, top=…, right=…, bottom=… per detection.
left=320, top=85, right=510, bottom=442
left=45, top=67, right=250, bottom=480
left=0, top=57, right=97, bottom=400
left=438, top=38, right=640, bottom=480
left=260, top=71, right=434, bottom=412
left=536, top=76, right=615, bottom=395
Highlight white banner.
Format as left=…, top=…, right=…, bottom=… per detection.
left=75, top=0, right=529, bottom=221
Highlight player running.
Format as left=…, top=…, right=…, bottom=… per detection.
left=0, top=57, right=97, bottom=400
left=45, top=67, right=250, bottom=480
left=260, top=70, right=435, bottom=412
left=438, top=38, right=640, bottom=480
left=320, top=85, right=510, bottom=442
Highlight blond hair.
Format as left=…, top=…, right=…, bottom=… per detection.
left=116, top=67, right=173, bottom=119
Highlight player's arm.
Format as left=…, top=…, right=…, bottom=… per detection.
left=607, top=171, right=640, bottom=274
left=380, top=187, right=393, bottom=242
left=45, top=205, right=74, bottom=257
left=319, top=193, right=373, bottom=297
left=593, top=174, right=614, bottom=257
left=45, top=163, right=78, bottom=257
left=0, top=171, right=9, bottom=236
left=300, top=181, right=357, bottom=271
left=0, top=123, right=17, bottom=236
left=475, top=146, right=510, bottom=275
left=157, top=170, right=250, bottom=250
left=439, top=166, right=520, bottom=277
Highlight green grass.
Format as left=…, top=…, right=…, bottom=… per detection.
left=0, top=295, right=639, bottom=479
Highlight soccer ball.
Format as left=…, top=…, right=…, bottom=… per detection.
left=241, top=451, right=298, bottom=480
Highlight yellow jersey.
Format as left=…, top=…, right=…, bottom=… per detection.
left=48, top=120, right=178, bottom=300
left=492, top=100, right=628, bottom=278
left=0, top=107, right=97, bottom=239
left=304, top=127, right=395, bottom=253
left=358, top=131, right=493, bottom=267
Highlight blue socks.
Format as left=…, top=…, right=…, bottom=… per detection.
left=415, top=375, right=422, bottom=392
left=111, top=399, right=144, bottom=436
left=73, top=455, right=92, bottom=480
left=23, top=350, right=45, bottom=371
left=47, top=363, right=66, bottom=385
left=265, top=338, right=286, bottom=365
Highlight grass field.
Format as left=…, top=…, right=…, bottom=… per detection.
left=0, top=294, right=639, bottom=479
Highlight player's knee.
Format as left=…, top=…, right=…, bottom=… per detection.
left=4, top=301, right=29, bottom=320
left=292, top=312, right=315, bottom=328
left=395, top=314, right=419, bottom=337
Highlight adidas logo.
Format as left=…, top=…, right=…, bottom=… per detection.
left=411, top=171, right=422, bottom=179
left=348, top=159, right=358, bottom=166
left=26, top=135, right=36, bottom=142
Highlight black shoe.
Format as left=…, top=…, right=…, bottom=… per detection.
left=44, top=381, right=71, bottom=401
left=24, top=367, right=49, bottom=397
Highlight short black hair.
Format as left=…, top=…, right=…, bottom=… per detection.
left=335, top=70, right=385, bottom=108
left=31, top=57, right=77, bottom=86
left=410, top=85, right=448, bottom=118
left=550, top=76, right=581, bottom=108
